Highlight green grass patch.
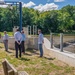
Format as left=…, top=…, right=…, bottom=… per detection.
left=0, top=43, right=75, bottom=75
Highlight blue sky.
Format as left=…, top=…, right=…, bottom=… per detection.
left=0, top=0, right=75, bottom=12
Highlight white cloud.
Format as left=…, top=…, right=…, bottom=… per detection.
left=22, top=1, right=36, bottom=7
left=34, top=3, right=58, bottom=12
left=0, top=0, right=59, bottom=11
left=54, top=0, right=64, bottom=2
left=0, top=0, right=8, bottom=8
left=0, top=0, right=4, bottom=1
left=34, top=4, right=43, bottom=11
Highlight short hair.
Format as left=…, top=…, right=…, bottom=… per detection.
left=38, top=29, right=41, bottom=32
left=21, top=30, right=24, bottom=33
left=16, top=28, right=20, bottom=31
left=4, top=31, right=7, bottom=33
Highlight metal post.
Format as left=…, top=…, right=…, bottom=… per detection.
left=32, top=25, right=34, bottom=47
left=33, top=25, right=35, bottom=37
left=34, top=26, right=36, bottom=35
left=35, top=26, right=36, bottom=36
left=30, top=26, right=31, bottom=35
left=35, top=26, right=37, bottom=35
left=50, top=33, right=53, bottom=48
left=19, top=2, right=22, bottom=32
left=60, top=33, right=63, bottom=52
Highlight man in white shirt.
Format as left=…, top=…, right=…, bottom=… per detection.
left=3, top=31, right=9, bottom=51
left=14, top=28, right=22, bottom=58
left=38, top=29, right=44, bottom=57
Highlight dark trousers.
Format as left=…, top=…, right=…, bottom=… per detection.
left=21, top=41, right=25, bottom=53
left=15, top=41, right=21, bottom=58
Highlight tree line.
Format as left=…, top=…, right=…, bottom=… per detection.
left=0, top=5, right=75, bottom=34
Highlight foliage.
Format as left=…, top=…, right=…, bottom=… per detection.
left=0, top=5, right=75, bottom=34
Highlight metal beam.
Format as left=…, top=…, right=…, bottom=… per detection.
left=0, top=1, right=19, bottom=5
left=19, top=2, right=22, bottom=31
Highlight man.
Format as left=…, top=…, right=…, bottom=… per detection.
left=21, top=30, right=26, bottom=54
left=38, top=29, right=44, bottom=57
left=14, top=28, right=22, bottom=58
left=3, top=31, right=9, bottom=51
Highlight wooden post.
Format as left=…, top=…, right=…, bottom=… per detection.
left=8, top=70, right=14, bottom=75
left=2, top=61, right=8, bottom=75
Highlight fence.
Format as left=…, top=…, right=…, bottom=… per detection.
left=63, top=34, right=75, bottom=53
left=45, top=33, right=75, bottom=53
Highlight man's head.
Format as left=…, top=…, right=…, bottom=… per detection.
left=38, top=29, right=41, bottom=34
left=4, top=31, right=7, bottom=34
left=21, top=30, right=24, bottom=34
left=16, top=28, right=20, bottom=31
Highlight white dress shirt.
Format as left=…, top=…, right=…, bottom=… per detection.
left=3, top=34, right=9, bottom=40
left=38, top=33, right=44, bottom=44
left=14, top=31, right=22, bottom=43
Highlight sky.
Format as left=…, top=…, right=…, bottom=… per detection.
left=0, top=0, right=75, bottom=12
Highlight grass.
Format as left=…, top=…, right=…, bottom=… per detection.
left=0, top=43, right=75, bottom=75
left=0, top=32, right=13, bottom=36
left=0, top=32, right=75, bottom=37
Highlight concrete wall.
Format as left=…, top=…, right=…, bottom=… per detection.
left=13, top=26, right=28, bottom=37
left=43, top=38, right=75, bottom=67
left=8, top=37, right=38, bottom=50
left=1, top=36, right=75, bottom=67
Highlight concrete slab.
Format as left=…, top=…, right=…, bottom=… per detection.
left=43, top=38, right=75, bottom=67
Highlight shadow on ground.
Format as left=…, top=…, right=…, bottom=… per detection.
left=44, top=57, right=55, bottom=60
left=26, top=48, right=39, bottom=55
left=19, top=57, right=30, bottom=61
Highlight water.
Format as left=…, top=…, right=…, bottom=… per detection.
left=45, top=35, right=75, bottom=53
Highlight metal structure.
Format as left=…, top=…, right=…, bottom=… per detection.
left=28, top=25, right=37, bottom=36
left=0, top=1, right=22, bottom=31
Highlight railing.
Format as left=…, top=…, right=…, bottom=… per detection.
left=45, top=33, right=75, bottom=53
